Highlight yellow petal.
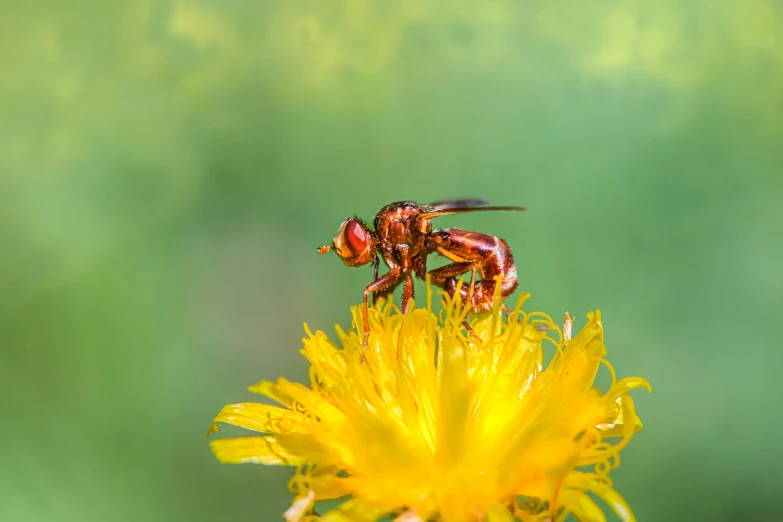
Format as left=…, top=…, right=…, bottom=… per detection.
left=567, top=492, right=608, bottom=522
left=437, top=334, right=470, bottom=464
left=565, top=472, right=636, bottom=522
left=485, top=505, right=515, bottom=522
left=210, top=436, right=304, bottom=465
left=597, top=396, right=644, bottom=438
left=609, top=376, right=652, bottom=400
left=247, top=379, right=294, bottom=407
left=310, top=474, right=354, bottom=500
left=320, top=498, right=389, bottom=522
left=591, top=483, right=636, bottom=522
left=274, top=378, right=349, bottom=426
left=301, top=326, right=348, bottom=388
left=207, top=402, right=309, bottom=435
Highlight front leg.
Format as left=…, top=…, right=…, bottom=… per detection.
left=372, top=281, right=400, bottom=306
left=370, top=255, right=396, bottom=305
left=396, top=243, right=412, bottom=271
left=400, top=275, right=414, bottom=314
left=363, top=269, right=402, bottom=347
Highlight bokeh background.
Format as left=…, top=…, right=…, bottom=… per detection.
left=2, top=1, right=782, bottom=521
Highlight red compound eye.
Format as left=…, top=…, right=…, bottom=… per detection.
left=343, top=219, right=368, bottom=256
left=332, top=217, right=375, bottom=267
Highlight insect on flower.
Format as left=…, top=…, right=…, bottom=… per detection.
left=318, top=199, right=525, bottom=345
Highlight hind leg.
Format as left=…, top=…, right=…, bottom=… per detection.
left=428, top=262, right=474, bottom=301
left=428, top=228, right=518, bottom=314
left=428, top=262, right=482, bottom=340
left=428, top=262, right=472, bottom=286
left=429, top=261, right=499, bottom=313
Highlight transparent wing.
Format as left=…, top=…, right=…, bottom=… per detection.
left=418, top=205, right=525, bottom=221
left=425, top=198, right=489, bottom=210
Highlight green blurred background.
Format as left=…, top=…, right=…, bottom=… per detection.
left=2, top=1, right=782, bottom=521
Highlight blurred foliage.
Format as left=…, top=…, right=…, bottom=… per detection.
left=1, top=1, right=782, bottom=521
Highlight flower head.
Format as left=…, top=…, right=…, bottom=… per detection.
left=208, top=281, right=650, bottom=521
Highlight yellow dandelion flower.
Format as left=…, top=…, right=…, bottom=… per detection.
left=208, top=280, right=651, bottom=522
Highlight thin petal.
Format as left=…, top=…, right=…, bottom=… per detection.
left=437, top=335, right=470, bottom=463
left=207, top=402, right=309, bottom=435
left=567, top=492, right=607, bottom=522
left=564, top=472, right=637, bottom=522
left=210, top=436, right=304, bottom=465
left=485, top=505, right=515, bottom=522
left=320, top=498, right=389, bottom=522
left=591, top=484, right=636, bottom=522
left=247, top=379, right=294, bottom=407
left=597, top=396, right=643, bottom=438
left=302, top=328, right=348, bottom=389
left=274, top=378, right=348, bottom=426
left=550, top=317, right=605, bottom=393
left=609, top=376, right=652, bottom=400
left=310, top=474, right=354, bottom=500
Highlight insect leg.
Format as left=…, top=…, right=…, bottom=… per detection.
left=372, top=283, right=400, bottom=306
left=400, top=274, right=414, bottom=314
left=394, top=274, right=417, bottom=362
left=465, top=265, right=477, bottom=309
left=431, top=228, right=518, bottom=313
left=428, top=261, right=477, bottom=305
left=427, top=262, right=482, bottom=340
left=369, top=255, right=393, bottom=305
left=363, top=269, right=401, bottom=348
left=428, top=262, right=473, bottom=287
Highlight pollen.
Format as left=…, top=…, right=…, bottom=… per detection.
left=207, top=279, right=651, bottom=521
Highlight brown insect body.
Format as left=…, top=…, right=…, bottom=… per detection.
left=373, top=201, right=431, bottom=279
left=319, top=200, right=524, bottom=346
left=428, top=229, right=518, bottom=313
